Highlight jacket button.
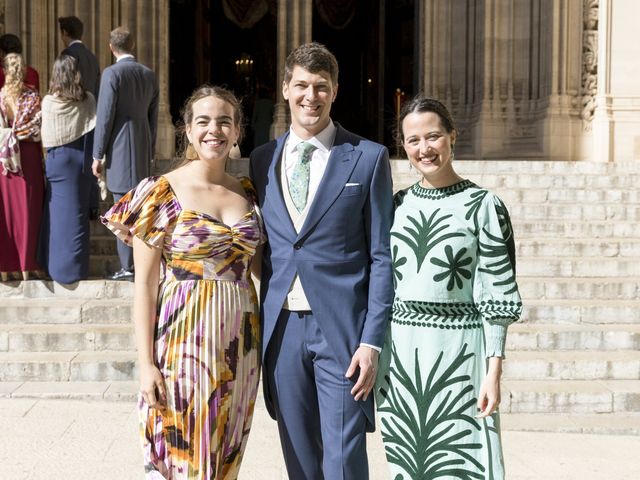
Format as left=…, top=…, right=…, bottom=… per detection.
left=293, top=243, right=302, bottom=250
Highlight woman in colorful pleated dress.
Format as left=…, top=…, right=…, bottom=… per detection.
left=102, top=85, right=265, bottom=479
left=376, top=96, right=523, bottom=480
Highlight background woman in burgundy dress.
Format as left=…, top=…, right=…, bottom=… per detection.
left=0, top=53, right=44, bottom=281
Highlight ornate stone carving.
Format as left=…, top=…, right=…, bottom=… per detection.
left=581, top=0, right=598, bottom=129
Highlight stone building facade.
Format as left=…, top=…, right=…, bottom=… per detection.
left=1, top=0, right=638, bottom=162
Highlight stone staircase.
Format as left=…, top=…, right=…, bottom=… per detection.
left=1, top=159, right=639, bottom=433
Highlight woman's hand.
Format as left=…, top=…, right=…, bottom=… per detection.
left=476, top=357, right=503, bottom=418
left=139, top=362, right=167, bottom=409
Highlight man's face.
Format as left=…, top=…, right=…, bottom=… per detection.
left=60, top=29, right=70, bottom=47
left=282, top=65, right=338, bottom=139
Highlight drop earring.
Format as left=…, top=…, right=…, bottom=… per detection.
left=185, top=142, right=198, bottom=160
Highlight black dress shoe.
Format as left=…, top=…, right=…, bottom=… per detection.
left=108, top=268, right=134, bottom=281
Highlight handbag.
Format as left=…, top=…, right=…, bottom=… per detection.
left=0, top=106, right=21, bottom=175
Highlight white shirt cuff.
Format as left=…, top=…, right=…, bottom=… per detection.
left=360, top=342, right=381, bottom=353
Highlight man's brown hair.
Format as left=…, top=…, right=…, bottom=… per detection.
left=284, top=42, right=339, bottom=86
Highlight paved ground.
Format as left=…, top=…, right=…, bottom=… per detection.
left=1, top=396, right=638, bottom=480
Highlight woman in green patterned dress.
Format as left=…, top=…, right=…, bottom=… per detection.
left=376, top=96, right=522, bottom=480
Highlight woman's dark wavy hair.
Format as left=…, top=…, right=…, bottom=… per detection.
left=48, top=54, right=85, bottom=101
left=395, top=95, right=456, bottom=144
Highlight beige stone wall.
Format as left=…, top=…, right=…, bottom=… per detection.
left=1, top=0, right=638, bottom=162
left=592, top=0, right=640, bottom=162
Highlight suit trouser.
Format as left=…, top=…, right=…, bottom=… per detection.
left=265, top=309, right=369, bottom=480
left=111, top=192, right=133, bottom=271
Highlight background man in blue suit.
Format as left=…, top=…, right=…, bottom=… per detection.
left=92, top=26, right=158, bottom=281
left=250, top=42, right=393, bottom=479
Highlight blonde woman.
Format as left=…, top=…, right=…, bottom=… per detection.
left=0, top=53, right=43, bottom=281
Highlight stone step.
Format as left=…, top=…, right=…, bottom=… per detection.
left=3, top=379, right=637, bottom=417
left=515, top=238, right=640, bottom=258
left=0, top=380, right=137, bottom=401
left=507, top=324, right=640, bottom=351
left=502, top=380, right=640, bottom=414
left=7, top=275, right=635, bottom=303
left=503, top=350, right=640, bottom=381
left=90, top=236, right=117, bottom=255
left=5, top=322, right=638, bottom=354
left=88, top=255, right=119, bottom=277
left=0, top=351, right=137, bottom=382
left=2, top=349, right=639, bottom=383
left=500, top=412, right=640, bottom=435
left=391, top=171, right=640, bottom=190
left=2, top=296, right=638, bottom=325
left=0, top=279, right=133, bottom=299
left=522, top=299, right=640, bottom=324
left=516, top=257, right=640, bottom=277
left=411, top=160, right=640, bottom=176
left=1, top=380, right=639, bottom=434
left=519, top=277, right=639, bottom=300
left=508, top=204, right=640, bottom=222
left=0, top=299, right=131, bottom=324
left=512, top=221, right=640, bottom=238
left=86, top=235, right=640, bottom=259
left=0, top=324, right=134, bottom=352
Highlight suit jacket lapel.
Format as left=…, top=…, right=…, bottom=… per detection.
left=297, top=127, right=361, bottom=241
left=265, top=132, right=297, bottom=240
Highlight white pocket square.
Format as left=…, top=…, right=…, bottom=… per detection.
left=345, top=182, right=360, bottom=187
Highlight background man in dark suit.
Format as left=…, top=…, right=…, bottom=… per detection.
left=250, top=42, right=393, bottom=479
left=58, top=16, right=100, bottom=97
left=92, top=26, right=158, bottom=281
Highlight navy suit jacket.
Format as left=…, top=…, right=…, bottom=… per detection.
left=93, top=57, right=158, bottom=193
left=250, top=124, right=393, bottom=425
left=62, top=42, right=100, bottom=97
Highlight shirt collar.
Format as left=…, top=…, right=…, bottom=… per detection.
left=116, top=54, right=135, bottom=62
left=68, top=40, right=83, bottom=46
left=287, top=119, right=336, bottom=154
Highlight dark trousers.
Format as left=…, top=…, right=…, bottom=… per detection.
left=265, top=309, right=369, bottom=480
left=111, top=192, right=133, bottom=271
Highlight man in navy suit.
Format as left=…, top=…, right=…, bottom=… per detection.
left=58, top=16, right=100, bottom=97
left=250, top=42, right=393, bottom=479
left=92, top=26, right=158, bottom=281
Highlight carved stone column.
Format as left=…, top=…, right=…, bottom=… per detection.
left=271, top=0, right=312, bottom=137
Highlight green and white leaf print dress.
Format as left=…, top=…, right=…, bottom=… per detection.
left=376, top=179, right=522, bottom=480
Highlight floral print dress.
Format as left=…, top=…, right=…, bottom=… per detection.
left=376, top=180, right=522, bottom=480
left=102, top=176, right=265, bottom=479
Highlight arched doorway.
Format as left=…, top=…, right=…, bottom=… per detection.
left=312, top=0, right=415, bottom=148
left=169, top=0, right=277, bottom=154
left=170, top=0, right=415, bottom=152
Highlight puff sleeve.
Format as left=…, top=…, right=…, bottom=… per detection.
left=101, top=176, right=179, bottom=248
left=473, top=192, right=523, bottom=358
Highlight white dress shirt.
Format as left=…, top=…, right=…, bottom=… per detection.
left=283, top=120, right=336, bottom=206
left=280, top=120, right=380, bottom=352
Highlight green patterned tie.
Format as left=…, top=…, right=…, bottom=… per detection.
left=290, top=141, right=317, bottom=212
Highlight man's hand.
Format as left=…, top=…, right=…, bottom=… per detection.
left=92, top=158, right=103, bottom=179
left=345, top=345, right=379, bottom=402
